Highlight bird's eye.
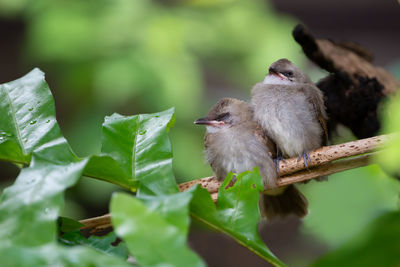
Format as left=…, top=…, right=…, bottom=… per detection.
left=216, top=112, right=230, bottom=121
left=283, top=71, right=293, bottom=77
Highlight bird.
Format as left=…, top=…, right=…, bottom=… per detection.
left=251, top=58, right=328, bottom=170
left=194, top=97, right=308, bottom=219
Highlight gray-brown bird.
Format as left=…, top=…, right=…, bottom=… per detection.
left=194, top=98, right=308, bottom=219
left=251, top=59, right=328, bottom=168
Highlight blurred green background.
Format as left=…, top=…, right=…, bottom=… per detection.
left=0, top=0, right=399, bottom=266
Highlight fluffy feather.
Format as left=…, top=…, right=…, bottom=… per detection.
left=196, top=98, right=308, bottom=219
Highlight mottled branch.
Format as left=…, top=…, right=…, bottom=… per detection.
left=179, top=134, right=392, bottom=193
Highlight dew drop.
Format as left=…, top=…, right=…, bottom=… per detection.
left=46, top=119, right=50, bottom=123
left=155, top=115, right=160, bottom=118
left=139, top=130, right=147, bottom=135
left=0, top=132, right=11, bottom=140
left=30, top=120, right=37, bottom=125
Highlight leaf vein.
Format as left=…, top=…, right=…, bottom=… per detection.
left=229, top=175, right=242, bottom=228
left=131, top=115, right=141, bottom=180
left=2, top=85, right=26, bottom=155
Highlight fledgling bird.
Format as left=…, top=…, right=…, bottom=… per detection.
left=251, top=59, right=328, bottom=168
left=194, top=98, right=308, bottom=219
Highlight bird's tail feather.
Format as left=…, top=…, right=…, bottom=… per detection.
left=260, top=185, right=308, bottom=220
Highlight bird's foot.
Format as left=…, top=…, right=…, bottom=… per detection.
left=297, top=152, right=311, bottom=169
left=273, top=156, right=286, bottom=173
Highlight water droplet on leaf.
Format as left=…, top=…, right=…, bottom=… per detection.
left=30, top=120, right=37, bottom=125
left=46, top=120, right=50, bottom=123
left=0, top=131, right=12, bottom=138
left=139, top=130, right=147, bottom=135
left=28, top=108, right=33, bottom=111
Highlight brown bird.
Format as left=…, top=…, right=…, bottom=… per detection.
left=251, top=59, right=328, bottom=169
left=194, top=98, right=308, bottom=219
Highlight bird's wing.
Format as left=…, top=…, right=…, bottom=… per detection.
left=254, top=123, right=277, bottom=158
left=302, top=84, right=329, bottom=145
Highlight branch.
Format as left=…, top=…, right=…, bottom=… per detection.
left=80, top=214, right=112, bottom=232
left=79, top=134, right=393, bottom=232
left=178, top=134, right=392, bottom=193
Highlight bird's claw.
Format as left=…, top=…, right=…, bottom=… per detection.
left=273, top=156, right=286, bottom=173
left=297, top=152, right=311, bottom=169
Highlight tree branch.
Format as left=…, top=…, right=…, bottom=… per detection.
left=79, top=134, right=393, bottom=232
left=178, top=134, right=392, bottom=193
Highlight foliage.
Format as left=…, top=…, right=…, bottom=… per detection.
left=313, top=211, right=400, bottom=266
left=111, top=191, right=204, bottom=267
left=0, top=69, right=285, bottom=266
left=0, top=69, right=129, bottom=266
left=376, top=92, right=400, bottom=174
left=190, top=171, right=284, bottom=265
left=302, top=165, right=399, bottom=247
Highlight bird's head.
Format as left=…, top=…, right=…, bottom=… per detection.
left=194, top=98, right=252, bottom=133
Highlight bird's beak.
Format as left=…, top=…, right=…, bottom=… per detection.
left=194, top=118, right=224, bottom=126
left=269, top=68, right=287, bottom=80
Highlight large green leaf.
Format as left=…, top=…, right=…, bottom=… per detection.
left=0, top=70, right=130, bottom=266
left=0, top=142, right=86, bottom=247
left=0, top=68, right=67, bottom=164
left=111, top=191, right=205, bottom=267
left=0, top=69, right=86, bottom=247
left=0, top=137, right=130, bottom=266
left=190, top=169, right=285, bottom=267
left=94, top=110, right=178, bottom=195
left=313, top=211, right=400, bottom=266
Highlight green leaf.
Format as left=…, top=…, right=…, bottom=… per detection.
left=58, top=216, right=85, bottom=233
left=190, top=169, right=285, bottom=267
left=111, top=191, right=205, bottom=267
left=0, top=244, right=132, bottom=267
left=313, top=211, right=400, bottom=267
left=59, top=231, right=128, bottom=259
left=84, top=155, right=135, bottom=189
left=0, top=68, right=68, bottom=164
left=94, top=109, right=178, bottom=194
left=0, top=143, right=87, bottom=247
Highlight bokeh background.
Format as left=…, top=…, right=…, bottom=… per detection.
left=0, top=0, right=399, bottom=266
